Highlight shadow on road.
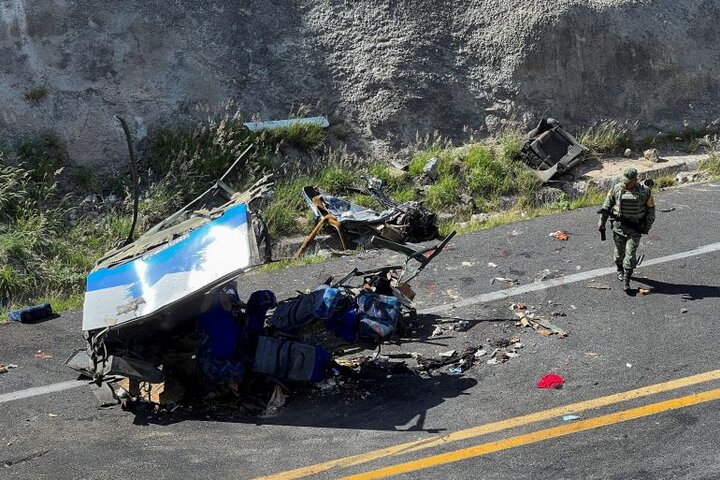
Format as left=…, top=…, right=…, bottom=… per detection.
left=131, top=367, right=477, bottom=433
left=634, top=278, right=720, bottom=300
left=127, top=312, right=497, bottom=431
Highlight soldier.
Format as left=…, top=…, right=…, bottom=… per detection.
left=598, top=167, right=655, bottom=291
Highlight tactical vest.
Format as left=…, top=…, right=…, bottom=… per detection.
left=617, top=187, right=645, bottom=221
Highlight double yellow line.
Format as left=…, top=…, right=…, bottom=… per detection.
left=257, top=369, right=720, bottom=480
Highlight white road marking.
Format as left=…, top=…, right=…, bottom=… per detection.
left=0, top=380, right=86, bottom=404
left=419, top=241, right=720, bottom=315
left=3, top=241, right=720, bottom=404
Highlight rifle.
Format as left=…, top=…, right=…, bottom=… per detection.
left=597, top=208, right=647, bottom=235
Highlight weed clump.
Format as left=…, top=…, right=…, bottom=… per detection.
left=25, top=86, right=49, bottom=102
left=579, top=120, right=635, bottom=155
left=700, top=154, right=720, bottom=178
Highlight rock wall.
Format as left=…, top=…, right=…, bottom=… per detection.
left=1, top=0, right=718, bottom=168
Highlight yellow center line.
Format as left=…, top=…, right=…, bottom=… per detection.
left=255, top=369, right=720, bottom=480
left=341, top=387, right=720, bottom=480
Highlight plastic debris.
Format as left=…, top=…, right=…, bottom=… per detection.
left=626, top=363, right=632, bottom=368
left=446, top=289, right=460, bottom=301
left=452, top=320, right=470, bottom=331
left=474, top=349, right=487, bottom=359
left=34, top=351, right=52, bottom=359
left=681, top=308, right=688, bottom=314
left=492, top=277, right=519, bottom=285
left=549, top=231, right=569, bottom=241
left=263, top=384, right=288, bottom=416
left=315, top=378, right=338, bottom=391
left=563, top=415, right=581, bottom=421
left=0, top=364, right=18, bottom=374
left=416, top=348, right=477, bottom=372
left=8, top=303, right=53, bottom=323
left=431, top=325, right=444, bottom=338
left=488, top=262, right=498, bottom=268
left=439, top=350, right=456, bottom=358
left=537, top=374, right=565, bottom=389
left=638, top=288, right=651, bottom=295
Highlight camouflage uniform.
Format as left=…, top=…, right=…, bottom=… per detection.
left=598, top=168, right=655, bottom=289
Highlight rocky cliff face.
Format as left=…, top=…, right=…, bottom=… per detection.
left=1, top=0, right=718, bottom=168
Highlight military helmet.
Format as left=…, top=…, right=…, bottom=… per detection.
left=622, top=167, right=638, bottom=182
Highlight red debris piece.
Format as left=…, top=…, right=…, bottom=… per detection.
left=34, top=352, right=52, bottom=359
left=549, top=231, right=570, bottom=241
left=537, top=374, right=564, bottom=389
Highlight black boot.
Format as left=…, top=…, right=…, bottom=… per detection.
left=616, top=264, right=624, bottom=282
left=624, top=269, right=633, bottom=291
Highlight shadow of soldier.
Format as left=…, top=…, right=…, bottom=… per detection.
left=633, top=277, right=720, bottom=300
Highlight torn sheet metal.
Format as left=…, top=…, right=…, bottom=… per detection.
left=83, top=203, right=254, bottom=331
left=520, top=118, right=589, bottom=182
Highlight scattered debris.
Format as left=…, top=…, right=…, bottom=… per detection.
left=47, top=413, right=58, bottom=418
left=462, top=261, right=475, bottom=267
left=626, top=363, right=633, bottom=368
left=623, top=148, right=633, bottom=158
left=452, top=320, right=470, bottom=332
left=439, top=350, right=456, bottom=358
left=34, top=352, right=52, bottom=360
left=8, top=303, right=53, bottom=323
left=416, top=347, right=477, bottom=372
left=638, top=288, right=652, bottom=295
left=492, top=277, right=519, bottom=286
left=446, top=289, right=460, bottom=301
left=520, top=118, right=589, bottom=182
left=549, top=231, right=569, bottom=241
left=487, top=262, right=498, bottom=268
left=0, top=364, right=18, bottom=374
left=660, top=207, right=676, bottom=213
left=486, top=340, right=523, bottom=365
left=263, top=384, right=288, bottom=416
left=587, top=283, right=612, bottom=290
left=563, top=414, right=581, bottom=421
left=514, top=306, right=568, bottom=338
left=681, top=308, right=688, bottom=314
left=537, top=374, right=565, bottom=389
left=431, top=325, right=445, bottom=338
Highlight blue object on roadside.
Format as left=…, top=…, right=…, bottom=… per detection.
left=8, top=304, right=53, bottom=323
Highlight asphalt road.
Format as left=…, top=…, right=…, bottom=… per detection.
left=1, top=181, right=720, bottom=480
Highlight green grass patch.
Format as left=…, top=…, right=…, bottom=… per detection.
left=253, top=254, right=327, bottom=274
left=16, top=132, right=67, bottom=181
left=579, top=120, right=634, bottom=155
left=700, top=154, right=720, bottom=178
left=654, top=175, right=677, bottom=189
